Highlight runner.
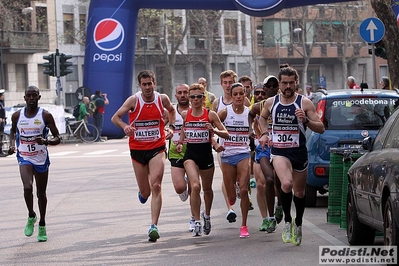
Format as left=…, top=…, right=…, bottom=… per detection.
left=111, top=70, right=176, bottom=242
left=8, top=85, right=61, bottom=242
left=248, top=75, right=283, bottom=232
left=176, top=83, right=229, bottom=237
left=259, top=65, right=325, bottom=246
left=217, top=83, right=251, bottom=238
left=164, top=84, right=195, bottom=231
left=213, top=70, right=251, bottom=223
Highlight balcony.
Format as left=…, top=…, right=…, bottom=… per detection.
left=0, top=30, right=49, bottom=53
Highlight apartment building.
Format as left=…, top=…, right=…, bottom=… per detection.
left=0, top=0, right=88, bottom=108
left=0, top=1, right=387, bottom=108
left=253, top=2, right=387, bottom=90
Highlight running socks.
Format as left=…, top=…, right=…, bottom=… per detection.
left=293, top=195, right=306, bottom=226
left=280, top=190, right=293, bottom=223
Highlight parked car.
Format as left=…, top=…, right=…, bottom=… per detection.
left=346, top=106, right=399, bottom=246
left=305, top=88, right=399, bottom=207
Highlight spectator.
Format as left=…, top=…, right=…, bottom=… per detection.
left=92, top=90, right=109, bottom=142
left=0, top=89, right=6, bottom=155
left=305, top=85, right=313, bottom=100
left=78, top=97, right=90, bottom=121
left=381, top=76, right=390, bottom=90
left=347, top=76, right=360, bottom=89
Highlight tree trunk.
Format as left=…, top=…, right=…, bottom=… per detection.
left=370, top=0, right=399, bottom=89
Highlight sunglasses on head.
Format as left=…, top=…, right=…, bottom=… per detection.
left=189, top=94, right=204, bottom=99
left=264, top=84, right=279, bottom=89
left=254, top=91, right=266, bottom=96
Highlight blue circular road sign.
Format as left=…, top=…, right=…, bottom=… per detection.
left=359, top=17, right=385, bottom=44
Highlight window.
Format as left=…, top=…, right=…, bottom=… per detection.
left=383, top=117, right=399, bottom=149
left=79, top=14, right=86, bottom=44
left=262, top=20, right=291, bottom=47
left=36, top=6, right=48, bottom=32
left=63, top=13, right=74, bottom=44
left=167, top=16, right=183, bottom=42
left=38, top=65, right=49, bottom=90
left=0, top=64, right=7, bottom=91
left=16, top=64, right=28, bottom=91
left=224, top=19, right=238, bottom=45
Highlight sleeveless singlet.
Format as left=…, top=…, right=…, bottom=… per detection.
left=128, top=91, right=165, bottom=150
left=16, top=107, right=49, bottom=165
left=269, top=94, right=307, bottom=152
left=220, top=105, right=250, bottom=157
left=184, top=108, right=212, bottom=153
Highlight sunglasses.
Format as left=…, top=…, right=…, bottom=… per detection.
left=189, top=94, right=204, bottom=99
left=264, top=84, right=279, bottom=89
left=254, top=91, right=266, bottom=96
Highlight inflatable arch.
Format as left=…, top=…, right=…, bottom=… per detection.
left=83, top=0, right=352, bottom=138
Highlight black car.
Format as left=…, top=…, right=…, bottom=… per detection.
left=346, top=106, right=399, bottom=246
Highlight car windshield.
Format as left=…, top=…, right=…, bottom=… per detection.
left=324, top=97, right=398, bottom=130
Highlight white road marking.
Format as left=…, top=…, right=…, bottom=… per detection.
left=50, top=151, right=80, bottom=156
left=84, top=149, right=118, bottom=155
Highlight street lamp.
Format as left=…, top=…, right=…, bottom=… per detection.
left=276, top=27, right=302, bottom=67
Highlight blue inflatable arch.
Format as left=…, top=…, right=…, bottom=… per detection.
left=83, top=0, right=351, bottom=138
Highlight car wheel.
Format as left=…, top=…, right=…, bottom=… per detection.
left=305, top=184, right=317, bottom=207
left=383, top=197, right=399, bottom=247
left=346, top=187, right=375, bottom=245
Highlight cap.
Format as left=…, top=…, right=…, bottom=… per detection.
left=263, top=75, right=278, bottom=85
left=254, top=83, right=263, bottom=90
left=0, top=89, right=4, bottom=94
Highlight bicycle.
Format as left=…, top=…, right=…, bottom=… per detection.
left=64, top=117, right=99, bottom=143
left=0, top=132, right=10, bottom=155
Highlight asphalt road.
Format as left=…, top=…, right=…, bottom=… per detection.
left=0, top=139, right=383, bottom=266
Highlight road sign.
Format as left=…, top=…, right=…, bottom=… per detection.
left=318, top=75, right=326, bottom=89
left=359, top=17, right=385, bottom=44
left=75, top=86, right=92, bottom=101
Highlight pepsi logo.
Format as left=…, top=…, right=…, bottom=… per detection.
left=94, top=18, right=125, bottom=51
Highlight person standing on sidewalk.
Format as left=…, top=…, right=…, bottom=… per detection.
left=0, top=89, right=6, bottom=155
left=176, top=83, right=229, bottom=237
left=259, top=65, right=324, bottom=246
left=92, top=90, right=109, bottom=142
left=8, top=85, right=61, bottom=242
left=111, top=70, right=176, bottom=242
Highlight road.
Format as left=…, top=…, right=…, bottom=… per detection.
left=0, top=139, right=381, bottom=266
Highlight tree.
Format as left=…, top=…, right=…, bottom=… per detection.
left=136, top=9, right=189, bottom=97
left=370, top=0, right=399, bottom=89
left=186, top=10, right=223, bottom=91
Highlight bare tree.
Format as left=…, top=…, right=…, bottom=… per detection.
left=136, top=9, right=189, bottom=97
left=186, top=10, right=223, bottom=90
left=370, top=0, right=399, bottom=89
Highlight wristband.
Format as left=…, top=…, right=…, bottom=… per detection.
left=303, top=117, right=310, bottom=125
left=44, top=140, right=49, bottom=146
left=169, top=124, right=176, bottom=130
left=260, top=132, right=268, bottom=138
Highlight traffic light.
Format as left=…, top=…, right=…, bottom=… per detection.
left=368, top=40, right=387, bottom=60
left=375, top=40, right=387, bottom=59
left=43, top=54, right=55, bottom=76
left=59, top=54, right=73, bottom=77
